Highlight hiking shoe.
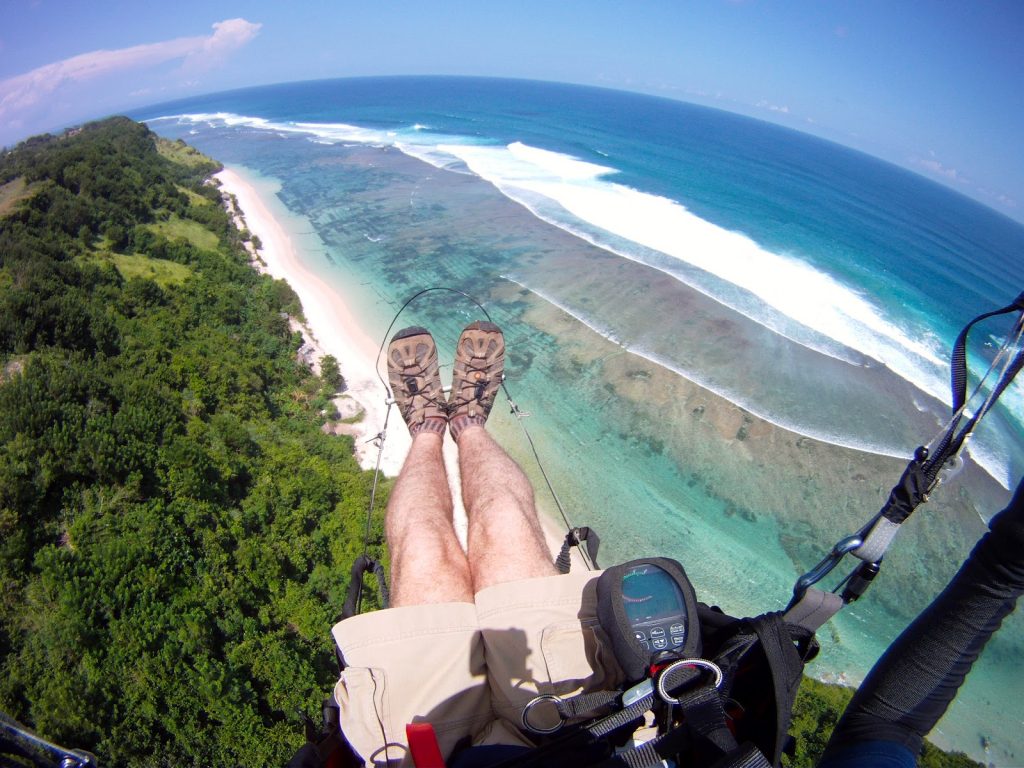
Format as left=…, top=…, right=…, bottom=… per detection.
left=448, top=321, right=505, bottom=441
left=387, top=326, right=447, bottom=436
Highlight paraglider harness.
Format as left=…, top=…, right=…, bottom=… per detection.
left=301, top=289, right=1024, bottom=768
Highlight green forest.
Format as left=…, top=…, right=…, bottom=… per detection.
left=0, top=118, right=387, bottom=766
left=0, top=119, right=979, bottom=767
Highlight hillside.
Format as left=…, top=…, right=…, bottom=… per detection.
left=0, top=118, right=387, bottom=766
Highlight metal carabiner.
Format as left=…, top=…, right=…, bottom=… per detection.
left=791, top=534, right=863, bottom=602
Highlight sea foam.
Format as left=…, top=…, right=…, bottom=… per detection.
left=436, top=142, right=950, bottom=394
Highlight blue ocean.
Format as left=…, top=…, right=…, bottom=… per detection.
left=136, top=77, right=1024, bottom=764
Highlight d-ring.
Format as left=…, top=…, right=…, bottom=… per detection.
left=656, top=658, right=724, bottom=704
left=521, top=694, right=564, bottom=734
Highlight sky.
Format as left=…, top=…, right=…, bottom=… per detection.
left=1, top=0, right=1022, bottom=223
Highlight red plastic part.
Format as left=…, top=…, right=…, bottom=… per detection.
left=405, top=722, right=447, bottom=768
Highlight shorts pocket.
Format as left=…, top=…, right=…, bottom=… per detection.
left=334, top=667, right=402, bottom=766
left=539, top=618, right=621, bottom=696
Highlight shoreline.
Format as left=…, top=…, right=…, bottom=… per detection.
left=215, top=166, right=409, bottom=475
left=214, top=165, right=578, bottom=560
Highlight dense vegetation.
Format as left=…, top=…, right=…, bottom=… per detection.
left=0, top=118, right=980, bottom=768
left=787, top=678, right=981, bottom=768
left=0, top=119, right=387, bottom=766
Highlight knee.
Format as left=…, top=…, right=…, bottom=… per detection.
left=469, top=485, right=536, bottom=521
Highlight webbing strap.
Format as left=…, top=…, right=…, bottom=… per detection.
left=783, top=588, right=844, bottom=633
left=341, top=555, right=389, bottom=621
left=497, top=692, right=654, bottom=768
left=589, top=694, right=656, bottom=739
left=949, top=292, right=1024, bottom=425
left=749, top=615, right=807, bottom=765
left=551, top=689, right=620, bottom=722
left=677, top=685, right=737, bottom=753
left=709, top=743, right=773, bottom=768
left=597, top=683, right=776, bottom=768
left=406, top=723, right=446, bottom=768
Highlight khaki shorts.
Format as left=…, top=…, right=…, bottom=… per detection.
left=331, top=570, right=623, bottom=767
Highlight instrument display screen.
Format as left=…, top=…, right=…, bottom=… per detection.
left=621, top=563, right=690, bottom=652
left=623, top=564, right=687, bottom=623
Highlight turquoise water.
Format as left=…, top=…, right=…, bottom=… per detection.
left=138, top=77, right=1024, bottom=763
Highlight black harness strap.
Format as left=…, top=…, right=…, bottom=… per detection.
left=948, top=292, right=1024, bottom=426
left=552, top=689, right=620, bottom=721
left=747, top=614, right=809, bottom=765
left=341, top=555, right=389, bottom=621
left=595, top=683, right=773, bottom=768
left=491, top=692, right=652, bottom=768
left=554, top=526, right=601, bottom=573
left=709, top=744, right=774, bottom=768
left=676, top=684, right=738, bottom=753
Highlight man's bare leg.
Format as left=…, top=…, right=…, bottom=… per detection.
left=386, top=431, right=473, bottom=606
left=385, top=326, right=471, bottom=606
left=458, top=425, right=557, bottom=591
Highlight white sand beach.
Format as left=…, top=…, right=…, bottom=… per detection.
left=216, top=167, right=414, bottom=473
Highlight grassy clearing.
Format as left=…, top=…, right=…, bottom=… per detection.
left=155, top=136, right=215, bottom=168
left=83, top=250, right=193, bottom=288
left=146, top=215, right=220, bottom=251
left=0, top=177, right=36, bottom=218
left=110, top=253, right=193, bottom=286
left=177, top=184, right=213, bottom=207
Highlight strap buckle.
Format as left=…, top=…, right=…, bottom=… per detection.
left=521, top=693, right=564, bottom=735
left=656, top=659, right=723, bottom=705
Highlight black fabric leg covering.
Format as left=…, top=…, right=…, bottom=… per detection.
left=822, top=476, right=1024, bottom=759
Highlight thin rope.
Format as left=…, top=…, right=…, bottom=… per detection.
left=502, top=383, right=595, bottom=570
left=922, top=313, right=1024, bottom=478
left=355, top=402, right=393, bottom=616
left=969, top=315, right=1024, bottom=422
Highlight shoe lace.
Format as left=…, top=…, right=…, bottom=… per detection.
left=448, top=361, right=501, bottom=410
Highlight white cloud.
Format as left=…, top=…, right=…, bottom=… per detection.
left=907, top=154, right=1021, bottom=214
left=0, top=18, right=261, bottom=125
left=181, top=18, right=263, bottom=73
left=920, top=158, right=957, bottom=179
left=910, top=154, right=965, bottom=183
left=756, top=99, right=789, bottom=114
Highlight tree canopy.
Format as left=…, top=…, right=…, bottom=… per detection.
left=0, top=118, right=387, bottom=767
